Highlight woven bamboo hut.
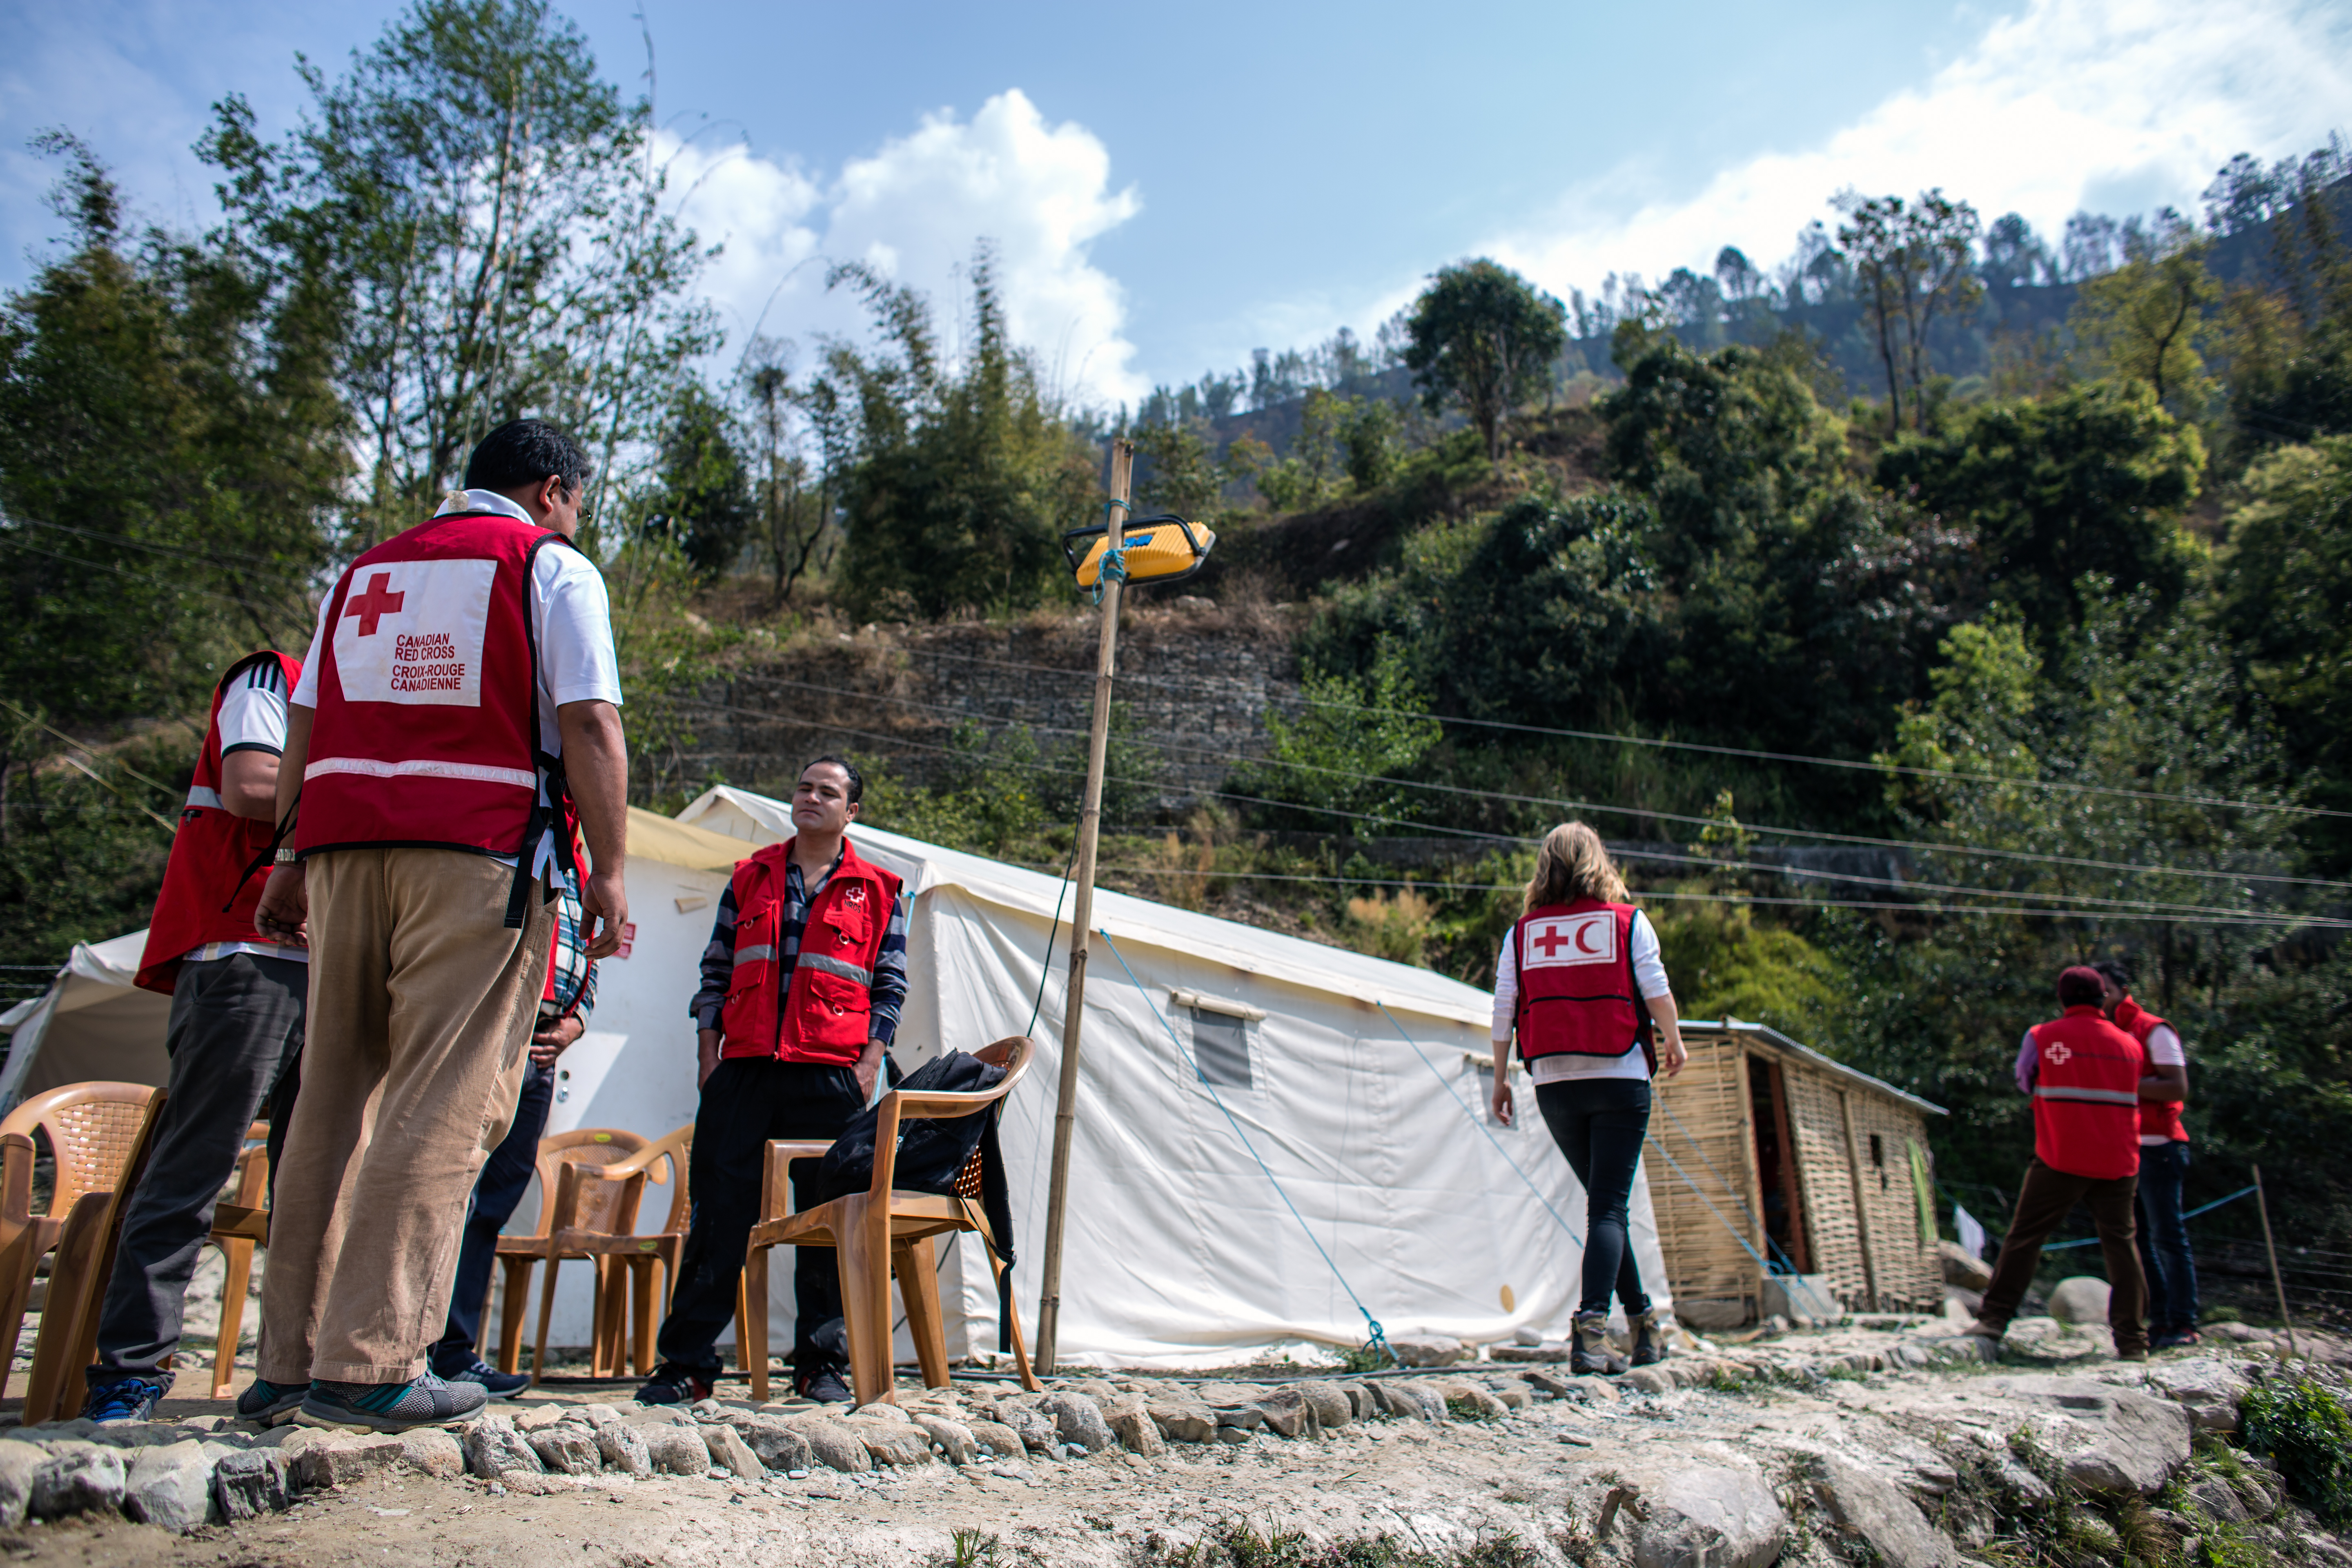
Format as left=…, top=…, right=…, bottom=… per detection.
left=1647, top=1019, right=1945, bottom=1327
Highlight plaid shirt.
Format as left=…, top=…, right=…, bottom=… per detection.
left=689, top=849, right=907, bottom=1044
left=543, top=878, right=599, bottom=1023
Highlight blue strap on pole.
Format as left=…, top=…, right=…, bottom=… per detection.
left=1374, top=1002, right=1581, bottom=1252
left=1653, top=1096, right=1805, bottom=1277
left=1098, top=929, right=1393, bottom=1365
left=1089, top=498, right=1132, bottom=605
left=2042, top=1183, right=2259, bottom=1250
left=1644, top=1132, right=1777, bottom=1274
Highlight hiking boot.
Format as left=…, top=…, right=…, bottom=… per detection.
left=633, top=1362, right=713, bottom=1406
left=2116, top=1345, right=2150, bottom=1362
left=2152, top=1327, right=2202, bottom=1350
left=1630, top=1308, right=1672, bottom=1368
left=795, top=1366, right=852, bottom=1404
left=1570, top=1311, right=1626, bottom=1376
left=1963, top=1319, right=2007, bottom=1343
left=438, top=1354, right=531, bottom=1399
left=84, top=1373, right=169, bottom=1426
left=235, top=1377, right=309, bottom=1426
left=296, top=1370, right=488, bottom=1432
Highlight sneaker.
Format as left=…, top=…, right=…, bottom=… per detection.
left=439, top=1356, right=532, bottom=1399
left=235, top=1377, right=310, bottom=1426
left=296, top=1370, right=488, bottom=1433
left=84, top=1374, right=169, bottom=1426
left=795, top=1366, right=852, bottom=1404
left=633, top=1362, right=713, bottom=1406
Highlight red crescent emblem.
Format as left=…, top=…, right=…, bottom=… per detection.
left=1573, top=921, right=1600, bottom=955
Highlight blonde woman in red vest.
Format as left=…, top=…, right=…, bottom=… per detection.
left=1969, top=966, right=2152, bottom=1360
left=2097, top=960, right=2196, bottom=1347
left=1489, top=822, right=1688, bottom=1375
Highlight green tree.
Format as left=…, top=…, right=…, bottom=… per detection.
left=823, top=247, right=1100, bottom=619
left=1401, top=259, right=1568, bottom=462
left=2071, top=217, right=2221, bottom=408
left=650, top=380, right=753, bottom=577
left=1835, top=189, right=1985, bottom=432
left=1130, top=422, right=1224, bottom=519
left=1231, top=637, right=1441, bottom=834
left=1875, top=382, right=2203, bottom=635
left=739, top=338, right=831, bottom=604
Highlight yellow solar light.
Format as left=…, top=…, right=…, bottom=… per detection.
left=1062, top=512, right=1215, bottom=592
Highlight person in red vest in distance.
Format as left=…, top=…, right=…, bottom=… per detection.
left=1969, top=965, right=2153, bottom=1361
left=1489, top=822, right=1689, bottom=1377
left=2097, top=959, right=2196, bottom=1348
left=633, top=755, right=908, bottom=1407
left=78, top=653, right=307, bottom=1425
left=243, top=419, right=629, bottom=1432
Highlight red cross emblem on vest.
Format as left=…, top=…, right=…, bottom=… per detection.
left=343, top=571, right=406, bottom=636
left=1532, top=924, right=1570, bottom=958
left=2044, top=1040, right=2073, bottom=1065
left=842, top=883, right=864, bottom=905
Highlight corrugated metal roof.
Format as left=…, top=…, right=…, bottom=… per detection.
left=1681, top=1018, right=1947, bottom=1116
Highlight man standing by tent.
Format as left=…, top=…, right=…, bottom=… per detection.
left=633, top=756, right=906, bottom=1407
left=1970, top=965, right=2151, bottom=1361
left=245, top=419, right=628, bottom=1432
left=2098, top=960, right=2197, bottom=1348
left=81, top=652, right=306, bottom=1424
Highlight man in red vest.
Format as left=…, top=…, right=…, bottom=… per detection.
left=80, top=653, right=306, bottom=1424
left=1970, top=965, right=2152, bottom=1360
left=633, top=756, right=907, bottom=1406
left=245, top=419, right=629, bottom=1432
left=2098, top=959, right=2197, bottom=1347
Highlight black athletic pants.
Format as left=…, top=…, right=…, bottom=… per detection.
left=430, top=1062, right=555, bottom=1372
left=1535, top=1076, right=1654, bottom=1320
left=90, top=953, right=306, bottom=1381
left=654, top=1058, right=865, bottom=1380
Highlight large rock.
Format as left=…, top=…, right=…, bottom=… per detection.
left=1104, top=1404, right=1164, bottom=1457
left=1040, top=1391, right=1116, bottom=1454
left=1388, top=1335, right=1470, bottom=1368
left=1809, top=1455, right=1958, bottom=1568
left=964, top=1419, right=1027, bottom=1460
left=1608, top=1449, right=1786, bottom=1568
left=461, top=1417, right=544, bottom=1479
left=2046, top=1276, right=2112, bottom=1326
left=593, top=1423, right=653, bottom=1479
left=30, top=1443, right=127, bottom=1519
left=124, top=1441, right=213, bottom=1534
left=1296, top=1382, right=1352, bottom=1430
left=727, top=1416, right=812, bottom=1474
left=642, top=1425, right=712, bottom=1476
left=781, top=1417, right=872, bottom=1474
left=1245, top=1388, right=1309, bottom=1439
left=997, top=1401, right=1058, bottom=1454
left=212, top=1449, right=292, bottom=1522
left=297, top=1433, right=408, bottom=1489
left=2147, top=1358, right=2248, bottom=1433
left=1994, top=1376, right=2192, bottom=1494
left=399, top=1429, right=465, bottom=1479
left=529, top=1427, right=604, bottom=1476
left=0, top=1441, right=40, bottom=1528
left=1145, top=1400, right=1216, bottom=1444
left=912, top=1414, right=978, bottom=1465
left=1939, top=1240, right=1993, bottom=1291
left=842, top=1416, right=933, bottom=1468
left=700, top=1423, right=764, bottom=1481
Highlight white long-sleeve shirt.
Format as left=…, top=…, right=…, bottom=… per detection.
left=1492, top=909, right=1670, bottom=1082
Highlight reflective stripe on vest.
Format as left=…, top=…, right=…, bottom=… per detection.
left=732, top=944, right=777, bottom=969
left=2034, top=1085, right=2141, bottom=1106
left=798, top=952, right=873, bottom=987
left=304, top=757, right=538, bottom=790
left=184, top=786, right=223, bottom=812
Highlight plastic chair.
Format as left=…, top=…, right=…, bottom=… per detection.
left=547, top=1124, right=691, bottom=1382
left=740, top=1038, right=1040, bottom=1407
left=203, top=1123, right=271, bottom=1399
left=0, top=1083, right=168, bottom=1405
left=489, top=1129, right=650, bottom=1383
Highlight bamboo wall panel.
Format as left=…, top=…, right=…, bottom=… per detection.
left=1648, top=1039, right=1762, bottom=1317
left=1781, top=1065, right=1869, bottom=1304
left=1848, top=1096, right=1942, bottom=1310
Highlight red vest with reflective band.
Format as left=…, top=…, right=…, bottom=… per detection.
left=2114, top=996, right=2188, bottom=1143
left=1511, top=900, right=1651, bottom=1069
left=719, top=837, right=902, bottom=1067
left=299, top=512, right=570, bottom=859
left=134, top=650, right=303, bottom=994
left=2028, top=1006, right=2147, bottom=1180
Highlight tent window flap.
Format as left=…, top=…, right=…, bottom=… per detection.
left=1188, top=1007, right=1252, bottom=1089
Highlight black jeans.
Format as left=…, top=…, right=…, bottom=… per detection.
left=91, top=953, right=306, bottom=1379
left=430, top=1062, right=555, bottom=1372
left=1535, top=1076, right=1653, bottom=1319
left=2136, top=1140, right=2199, bottom=1332
left=655, top=1058, right=865, bottom=1380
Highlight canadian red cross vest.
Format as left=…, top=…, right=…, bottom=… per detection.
left=719, top=837, right=902, bottom=1067
left=2113, top=995, right=2188, bottom=1144
left=1510, top=899, right=1654, bottom=1071
left=134, top=650, right=303, bottom=994
left=298, top=511, right=581, bottom=923
left=2028, top=1005, right=2148, bottom=1180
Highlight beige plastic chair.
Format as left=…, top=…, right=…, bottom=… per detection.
left=740, top=1038, right=1040, bottom=1407
left=549, top=1124, right=691, bottom=1381
left=488, top=1129, right=649, bottom=1381
left=203, top=1122, right=272, bottom=1398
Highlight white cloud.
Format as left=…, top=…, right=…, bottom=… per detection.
left=1485, top=0, right=2352, bottom=305
left=664, top=89, right=1145, bottom=406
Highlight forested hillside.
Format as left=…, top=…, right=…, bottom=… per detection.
left=5, top=2, right=2352, bottom=1316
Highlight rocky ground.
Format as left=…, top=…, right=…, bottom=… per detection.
left=0, top=1312, right=2347, bottom=1568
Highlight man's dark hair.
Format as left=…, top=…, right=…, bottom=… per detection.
left=2057, top=966, right=2106, bottom=1008
left=2093, top=959, right=2133, bottom=992
left=465, top=419, right=593, bottom=496
left=804, top=754, right=864, bottom=805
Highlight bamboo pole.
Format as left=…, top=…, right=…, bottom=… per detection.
left=2251, top=1163, right=2299, bottom=1360
left=1034, top=439, right=1134, bottom=1374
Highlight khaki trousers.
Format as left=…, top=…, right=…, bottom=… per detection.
left=256, top=849, right=551, bottom=1384
left=1979, top=1155, right=2149, bottom=1356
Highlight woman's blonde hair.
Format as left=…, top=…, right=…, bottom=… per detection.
left=1523, top=821, right=1629, bottom=912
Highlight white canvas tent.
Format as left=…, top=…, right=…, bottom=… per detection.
left=0, top=788, right=1673, bottom=1367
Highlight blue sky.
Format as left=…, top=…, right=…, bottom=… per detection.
left=3, top=0, right=2346, bottom=406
